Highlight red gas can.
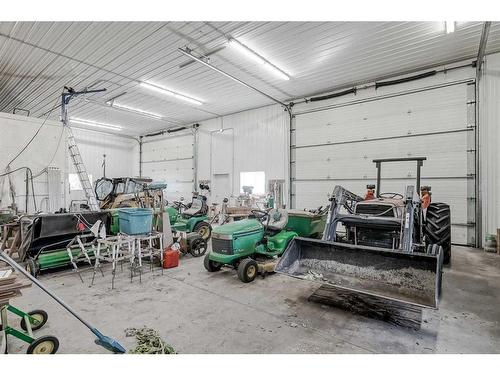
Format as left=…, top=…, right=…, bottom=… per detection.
left=162, top=248, right=179, bottom=269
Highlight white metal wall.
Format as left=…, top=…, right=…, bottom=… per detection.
left=480, top=53, right=500, bottom=238
left=0, top=112, right=66, bottom=212
left=196, top=105, right=288, bottom=205
left=0, top=112, right=136, bottom=212
left=141, top=131, right=195, bottom=202
left=291, top=69, right=476, bottom=246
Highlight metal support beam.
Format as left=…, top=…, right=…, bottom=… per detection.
left=476, top=21, right=492, bottom=77
left=139, top=136, right=143, bottom=178
left=192, top=127, right=198, bottom=192
left=178, top=47, right=287, bottom=107
left=473, top=22, right=490, bottom=248
left=179, top=45, right=227, bottom=69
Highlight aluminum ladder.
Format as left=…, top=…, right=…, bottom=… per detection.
left=66, top=126, right=100, bottom=211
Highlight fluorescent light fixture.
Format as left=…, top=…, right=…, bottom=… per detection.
left=228, top=38, right=290, bottom=81
left=69, top=117, right=122, bottom=131
left=229, top=39, right=266, bottom=65
left=140, top=82, right=203, bottom=105
left=111, top=102, right=163, bottom=119
left=445, top=21, right=455, bottom=34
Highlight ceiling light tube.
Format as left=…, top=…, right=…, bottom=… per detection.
left=70, top=117, right=122, bottom=131
left=228, top=38, right=290, bottom=81
left=445, top=21, right=455, bottom=34
left=140, top=82, right=203, bottom=105
left=229, top=39, right=266, bottom=65
left=111, top=102, right=163, bottom=119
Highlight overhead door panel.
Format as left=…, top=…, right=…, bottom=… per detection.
left=291, top=82, right=476, bottom=246
left=142, top=132, right=195, bottom=202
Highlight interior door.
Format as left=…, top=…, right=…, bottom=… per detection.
left=212, top=173, right=231, bottom=203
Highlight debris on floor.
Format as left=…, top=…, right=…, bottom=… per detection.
left=299, top=258, right=436, bottom=293
left=125, top=327, right=176, bottom=354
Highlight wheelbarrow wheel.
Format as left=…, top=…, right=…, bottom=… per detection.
left=237, top=258, right=258, bottom=283
left=27, top=335, right=59, bottom=354
left=20, top=309, right=48, bottom=331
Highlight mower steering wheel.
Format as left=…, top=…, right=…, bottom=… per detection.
left=173, top=201, right=189, bottom=210
left=250, top=209, right=269, bottom=221
left=379, top=192, right=404, bottom=199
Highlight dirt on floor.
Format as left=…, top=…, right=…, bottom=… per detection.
left=4, top=246, right=500, bottom=354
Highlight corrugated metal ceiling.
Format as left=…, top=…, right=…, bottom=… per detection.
left=0, top=21, right=499, bottom=136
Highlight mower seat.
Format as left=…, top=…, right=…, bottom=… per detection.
left=182, top=197, right=204, bottom=217
left=267, top=209, right=288, bottom=232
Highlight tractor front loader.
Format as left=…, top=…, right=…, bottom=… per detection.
left=276, top=157, right=450, bottom=309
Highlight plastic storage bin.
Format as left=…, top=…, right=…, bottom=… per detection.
left=118, top=208, right=153, bottom=235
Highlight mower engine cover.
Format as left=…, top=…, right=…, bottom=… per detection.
left=209, top=218, right=264, bottom=263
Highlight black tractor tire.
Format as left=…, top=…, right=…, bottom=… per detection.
left=194, top=221, right=212, bottom=240
left=189, top=237, right=207, bottom=257
left=237, top=258, right=259, bottom=283
left=20, top=309, right=48, bottom=331
left=424, top=202, right=452, bottom=264
left=25, top=258, right=39, bottom=278
left=204, top=253, right=222, bottom=272
left=27, top=335, right=59, bottom=354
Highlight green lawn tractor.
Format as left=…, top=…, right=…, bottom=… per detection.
left=204, top=208, right=326, bottom=283
left=165, top=192, right=212, bottom=241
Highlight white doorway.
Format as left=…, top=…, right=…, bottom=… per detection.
left=212, top=173, right=231, bottom=203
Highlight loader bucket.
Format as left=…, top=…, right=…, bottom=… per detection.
left=275, top=237, right=443, bottom=309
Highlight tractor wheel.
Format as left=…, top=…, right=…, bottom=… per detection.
left=25, top=258, right=39, bottom=278
left=189, top=237, right=207, bottom=257
left=424, top=202, right=452, bottom=264
left=194, top=221, right=212, bottom=240
left=204, top=254, right=222, bottom=272
left=27, top=335, right=59, bottom=354
left=20, top=309, right=48, bottom=331
left=237, top=258, right=259, bottom=283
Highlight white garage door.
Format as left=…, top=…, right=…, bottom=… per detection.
left=290, top=82, right=476, bottom=246
left=141, top=132, right=195, bottom=202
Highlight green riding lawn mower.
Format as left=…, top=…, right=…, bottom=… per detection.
left=204, top=207, right=327, bottom=283
left=165, top=191, right=212, bottom=242
left=162, top=186, right=212, bottom=258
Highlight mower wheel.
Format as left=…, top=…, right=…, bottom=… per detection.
left=25, top=258, right=39, bottom=278
left=194, top=221, right=212, bottom=240
left=204, top=254, right=222, bottom=272
left=20, top=309, right=48, bottom=331
left=424, top=202, right=452, bottom=264
left=237, top=258, right=259, bottom=283
left=27, top=335, right=59, bottom=354
left=189, top=237, right=207, bottom=257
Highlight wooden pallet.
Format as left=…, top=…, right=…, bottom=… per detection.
left=0, top=223, right=22, bottom=259
left=0, top=267, right=31, bottom=305
left=308, top=284, right=423, bottom=330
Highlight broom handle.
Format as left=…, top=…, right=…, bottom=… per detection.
left=0, top=251, right=94, bottom=331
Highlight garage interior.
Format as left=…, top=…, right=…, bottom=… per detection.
left=1, top=20, right=500, bottom=355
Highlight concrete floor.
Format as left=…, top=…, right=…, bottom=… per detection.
left=6, top=245, right=500, bottom=354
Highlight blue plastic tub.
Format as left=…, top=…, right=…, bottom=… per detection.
left=118, top=208, right=153, bottom=235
